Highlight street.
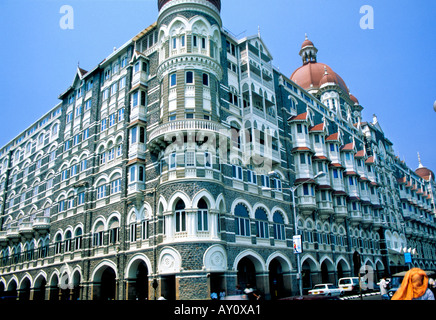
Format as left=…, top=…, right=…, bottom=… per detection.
left=341, top=292, right=382, bottom=300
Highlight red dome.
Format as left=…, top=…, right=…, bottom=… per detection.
left=158, top=0, right=221, bottom=11
left=416, top=167, right=435, bottom=181
left=290, top=62, right=349, bottom=93
left=349, top=94, right=359, bottom=105
left=301, top=39, right=314, bottom=49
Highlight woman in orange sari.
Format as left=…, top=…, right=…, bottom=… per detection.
left=392, top=268, right=435, bottom=300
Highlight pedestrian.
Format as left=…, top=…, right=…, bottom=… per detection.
left=211, top=291, right=218, bottom=300
left=379, top=277, right=389, bottom=300
left=392, top=268, right=435, bottom=300
left=244, top=284, right=260, bottom=301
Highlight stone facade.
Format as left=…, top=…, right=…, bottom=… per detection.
left=0, top=0, right=435, bottom=301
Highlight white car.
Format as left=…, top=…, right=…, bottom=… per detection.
left=338, top=277, right=360, bottom=294
left=308, top=284, right=344, bottom=297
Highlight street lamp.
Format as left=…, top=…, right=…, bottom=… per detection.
left=264, top=171, right=326, bottom=296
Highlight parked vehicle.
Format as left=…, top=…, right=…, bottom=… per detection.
left=338, top=277, right=360, bottom=294
left=308, top=284, right=344, bottom=297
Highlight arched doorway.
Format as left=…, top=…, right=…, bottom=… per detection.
left=49, top=274, right=60, bottom=300
left=269, top=259, right=285, bottom=300
left=72, top=271, right=81, bottom=300
left=0, top=281, right=4, bottom=299
left=6, top=280, right=18, bottom=300
left=33, top=276, right=47, bottom=300
left=301, top=257, right=318, bottom=293
left=321, top=259, right=335, bottom=284
left=237, top=257, right=257, bottom=290
left=99, top=267, right=116, bottom=300
left=19, top=278, right=31, bottom=300
left=129, top=261, right=148, bottom=300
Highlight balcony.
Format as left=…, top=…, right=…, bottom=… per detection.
left=362, top=214, right=373, bottom=228
left=0, top=231, right=8, bottom=245
left=19, top=223, right=34, bottom=238
left=349, top=211, right=363, bottom=226
left=317, top=200, right=334, bottom=220
left=334, top=205, right=348, bottom=222
left=148, top=120, right=230, bottom=154
left=6, top=227, right=20, bottom=241
left=32, top=217, right=51, bottom=234
left=297, top=195, right=317, bottom=217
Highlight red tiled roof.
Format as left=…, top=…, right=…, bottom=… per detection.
left=341, top=142, right=354, bottom=152
left=309, top=123, right=325, bottom=132
left=289, top=112, right=308, bottom=122
left=326, top=132, right=339, bottom=142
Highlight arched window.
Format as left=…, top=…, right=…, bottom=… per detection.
left=234, top=204, right=250, bottom=237
left=55, top=233, right=63, bottom=255
left=273, top=211, right=286, bottom=241
left=197, top=199, right=209, bottom=232
left=108, top=217, right=120, bottom=244
left=255, top=208, right=269, bottom=239
left=93, top=221, right=105, bottom=247
left=175, top=200, right=186, bottom=233
left=13, top=245, right=21, bottom=264
left=65, top=230, right=72, bottom=252
left=75, top=228, right=83, bottom=250
left=129, top=214, right=137, bottom=242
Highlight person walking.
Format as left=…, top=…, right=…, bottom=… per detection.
left=392, top=268, right=435, bottom=300
left=379, top=277, right=389, bottom=300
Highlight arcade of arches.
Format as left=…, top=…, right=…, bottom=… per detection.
left=0, top=251, right=386, bottom=300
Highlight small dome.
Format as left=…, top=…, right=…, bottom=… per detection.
left=349, top=94, right=359, bottom=105
left=319, top=66, right=337, bottom=87
left=415, top=154, right=435, bottom=181
left=416, top=167, right=435, bottom=181
left=158, top=0, right=221, bottom=11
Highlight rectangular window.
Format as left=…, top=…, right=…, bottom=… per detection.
left=197, top=210, right=208, bottom=231
left=131, top=127, right=137, bottom=144
left=66, top=112, right=73, bottom=123
left=130, top=166, right=136, bottom=182
left=170, top=73, right=177, bottom=87
left=132, top=92, right=139, bottom=107
left=169, top=153, right=177, bottom=170
left=185, top=151, right=195, bottom=167
left=83, top=128, right=90, bottom=140
left=109, top=114, right=116, bottom=127
left=61, top=169, right=69, bottom=181
left=232, top=165, right=243, bottom=180
left=101, top=119, right=107, bottom=131
left=111, top=179, right=121, bottom=194
left=108, top=148, right=115, bottom=162
left=110, top=82, right=118, bottom=96
left=118, top=108, right=125, bottom=122
left=205, top=152, right=212, bottom=168
left=85, top=99, right=92, bottom=111
left=186, top=71, right=194, bottom=84
left=202, top=73, right=209, bottom=86
left=78, top=192, right=85, bottom=205
left=97, top=185, right=106, bottom=199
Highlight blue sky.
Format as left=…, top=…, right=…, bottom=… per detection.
left=0, top=0, right=435, bottom=172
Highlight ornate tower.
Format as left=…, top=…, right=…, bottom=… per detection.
left=146, top=0, right=228, bottom=300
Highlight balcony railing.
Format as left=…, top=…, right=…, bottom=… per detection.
left=148, top=120, right=230, bottom=153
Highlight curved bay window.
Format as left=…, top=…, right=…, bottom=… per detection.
left=175, top=200, right=186, bottom=233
